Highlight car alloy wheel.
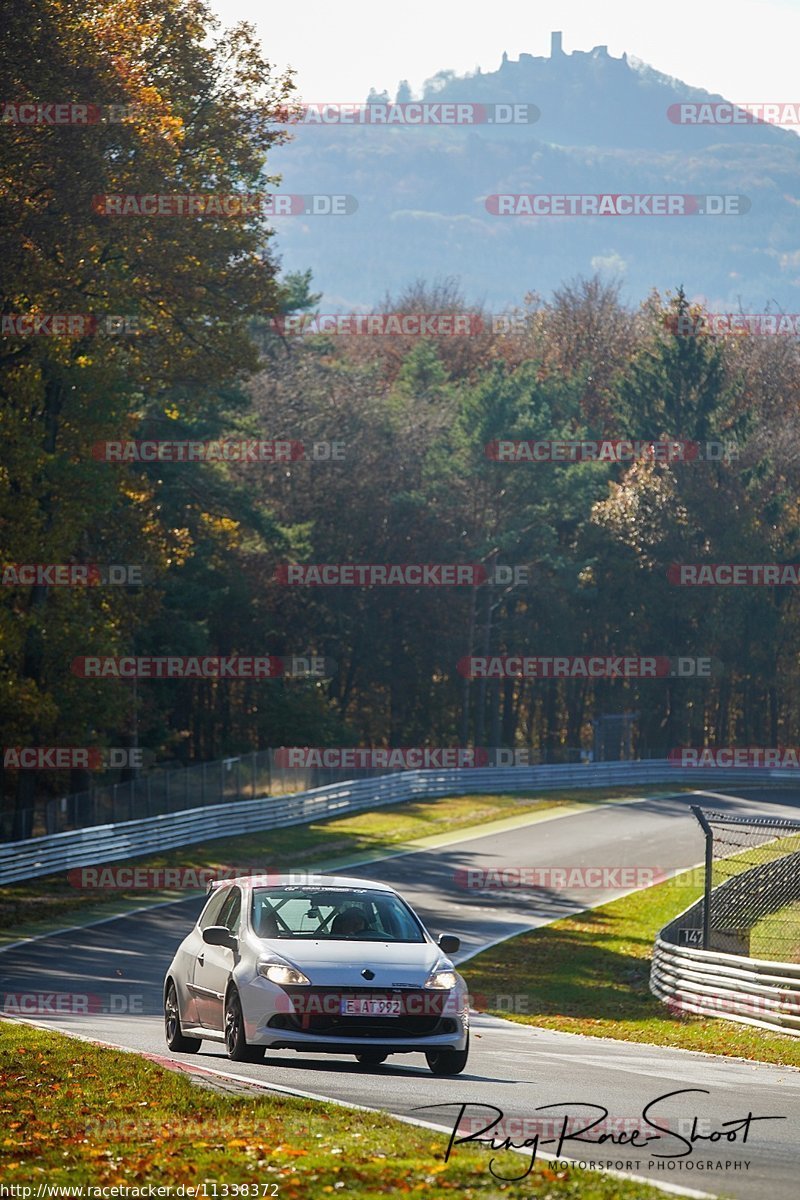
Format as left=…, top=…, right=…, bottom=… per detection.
left=224, top=989, right=265, bottom=1062
left=425, top=1031, right=469, bottom=1076
left=164, top=980, right=202, bottom=1053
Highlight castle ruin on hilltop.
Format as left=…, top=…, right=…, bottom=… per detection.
left=500, top=32, right=628, bottom=68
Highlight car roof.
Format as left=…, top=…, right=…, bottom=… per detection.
left=208, top=873, right=397, bottom=894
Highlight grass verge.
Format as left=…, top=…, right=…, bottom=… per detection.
left=0, top=1022, right=671, bottom=1199
left=462, top=868, right=800, bottom=1066
left=0, top=787, right=674, bottom=946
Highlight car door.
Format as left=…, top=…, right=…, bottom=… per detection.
left=188, top=884, right=231, bottom=1026
left=193, top=885, right=241, bottom=1030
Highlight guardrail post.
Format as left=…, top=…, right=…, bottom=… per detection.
left=691, top=804, right=714, bottom=950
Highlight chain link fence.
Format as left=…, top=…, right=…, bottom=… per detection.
left=1, top=744, right=637, bottom=842
left=2, top=751, right=337, bottom=842
left=668, top=807, right=800, bottom=962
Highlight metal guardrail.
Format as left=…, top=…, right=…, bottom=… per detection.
left=0, top=746, right=617, bottom=841
left=651, top=815, right=800, bottom=1036
left=1, top=759, right=798, bottom=886
left=651, top=933, right=800, bottom=1034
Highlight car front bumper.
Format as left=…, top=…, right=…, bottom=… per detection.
left=240, top=979, right=469, bottom=1052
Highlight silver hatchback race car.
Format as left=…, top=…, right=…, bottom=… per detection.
left=163, top=873, right=470, bottom=1074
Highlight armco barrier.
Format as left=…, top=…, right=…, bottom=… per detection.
left=651, top=934, right=800, bottom=1035
left=0, top=759, right=797, bottom=886
left=651, top=832, right=800, bottom=1035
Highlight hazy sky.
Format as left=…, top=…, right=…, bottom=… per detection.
left=210, top=0, right=800, bottom=106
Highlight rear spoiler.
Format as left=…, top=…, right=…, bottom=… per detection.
left=205, top=872, right=275, bottom=895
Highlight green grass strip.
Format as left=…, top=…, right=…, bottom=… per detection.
left=462, top=868, right=800, bottom=1066
left=0, top=1022, right=671, bottom=1198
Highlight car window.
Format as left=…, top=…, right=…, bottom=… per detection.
left=251, top=886, right=425, bottom=941
left=198, top=885, right=231, bottom=930
left=219, top=886, right=242, bottom=934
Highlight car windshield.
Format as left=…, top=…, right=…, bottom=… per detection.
left=250, top=886, right=425, bottom=942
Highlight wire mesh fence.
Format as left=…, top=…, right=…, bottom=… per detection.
left=1, top=744, right=637, bottom=842
left=2, top=751, right=344, bottom=841
left=687, top=806, right=800, bottom=962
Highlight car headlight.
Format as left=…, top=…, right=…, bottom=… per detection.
left=424, top=963, right=458, bottom=990
left=257, top=957, right=311, bottom=986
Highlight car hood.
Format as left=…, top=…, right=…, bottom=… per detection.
left=251, top=937, right=451, bottom=987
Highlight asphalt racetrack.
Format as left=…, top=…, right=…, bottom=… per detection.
left=3, top=787, right=800, bottom=1199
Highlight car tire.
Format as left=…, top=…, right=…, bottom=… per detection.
left=355, top=1051, right=388, bottom=1066
left=224, top=989, right=265, bottom=1062
left=164, top=980, right=202, bottom=1053
left=425, top=1032, right=469, bottom=1076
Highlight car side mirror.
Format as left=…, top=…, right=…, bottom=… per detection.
left=203, top=925, right=237, bottom=949
left=438, top=934, right=460, bottom=954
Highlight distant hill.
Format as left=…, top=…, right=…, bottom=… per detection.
left=266, top=34, right=800, bottom=311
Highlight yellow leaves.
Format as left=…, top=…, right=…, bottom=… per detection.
left=539, top=1166, right=570, bottom=1181
left=198, top=512, right=242, bottom=549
